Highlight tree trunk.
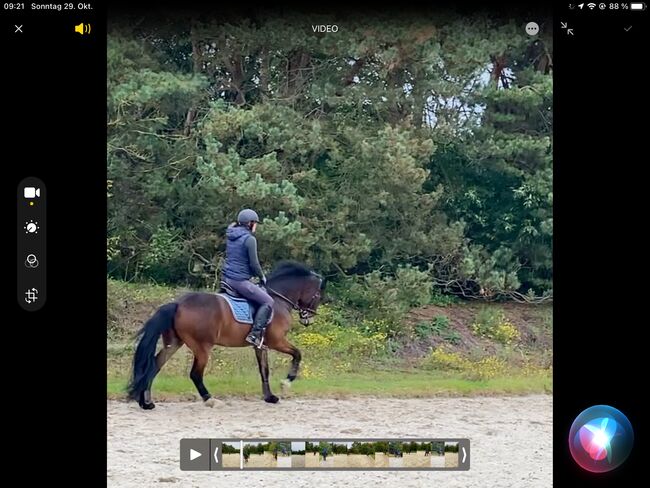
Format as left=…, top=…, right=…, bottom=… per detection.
left=184, top=26, right=201, bottom=136
left=491, top=54, right=507, bottom=88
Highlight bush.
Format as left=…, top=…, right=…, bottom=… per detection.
left=463, top=356, right=508, bottom=381
left=335, top=265, right=434, bottom=337
left=413, top=315, right=461, bottom=344
left=290, top=304, right=389, bottom=374
left=107, top=278, right=177, bottom=338
left=471, top=308, right=520, bottom=345
left=425, top=347, right=468, bottom=371
left=429, top=290, right=459, bottom=307
left=423, top=346, right=508, bottom=380
left=415, top=315, right=449, bottom=338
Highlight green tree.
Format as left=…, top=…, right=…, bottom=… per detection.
left=107, top=12, right=552, bottom=300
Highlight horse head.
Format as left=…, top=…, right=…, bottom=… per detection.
left=266, top=261, right=326, bottom=325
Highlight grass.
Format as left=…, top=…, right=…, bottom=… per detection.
left=107, top=368, right=551, bottom=400
left=107, top=278, right=553, bottom=400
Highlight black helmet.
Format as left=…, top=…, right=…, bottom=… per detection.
left=237, top=208, right=260, bottom=224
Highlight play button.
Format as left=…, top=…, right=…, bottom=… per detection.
left=180, top=439, right=210, bottom=471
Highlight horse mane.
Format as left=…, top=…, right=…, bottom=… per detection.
left=267, top=260, right=315, bottom=282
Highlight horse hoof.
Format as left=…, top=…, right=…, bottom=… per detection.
left=203, top=397, right=219, bottom=408
left=204, top=397, right=225, bottom=408
left=139, top=402, right=155, bottom=410
left=265, top=395, right=279, bottom=404
left=281, top=379, right=292, bottom=391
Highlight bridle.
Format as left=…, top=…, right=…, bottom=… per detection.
left=266, top=274, right=322, bottom=323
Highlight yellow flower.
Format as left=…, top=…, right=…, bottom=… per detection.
left=297, top=333, right=332, bottom=348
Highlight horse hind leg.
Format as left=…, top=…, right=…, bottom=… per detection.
left=140, top=329, right=182, bottom=408
left=189, top=344, right=220, bottom=407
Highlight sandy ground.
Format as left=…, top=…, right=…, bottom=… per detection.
left=319, top=456, right=334, bottom=468
left=375, top=452, right=389, bottom=467
left=332, top=454, right=375, bottom=468
left=404, top=451, right=429, bottom=468
left=223, top=453, right=240, bottom=468
left=446, top=452, right=459, bottom=468
left=245, top=452, right=276, bottom=468
left=431, top=454, right=445, bottom=467
left=346, top=454, right=375, bottom=468
left=305, top=453, right=321, bottom=468
left=276, top=456, right=291, bottom=468
left=108, top=395, right=552, bottom=487
left=291, top=455, right=305, bottom=468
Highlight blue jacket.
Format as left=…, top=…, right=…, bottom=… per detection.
left=222, top=225, right=253, bottom=280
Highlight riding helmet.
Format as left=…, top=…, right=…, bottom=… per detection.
left=237, top=208, right=260, bottom=224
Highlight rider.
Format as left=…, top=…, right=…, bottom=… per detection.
left=222, top=208, right=274, bottom=348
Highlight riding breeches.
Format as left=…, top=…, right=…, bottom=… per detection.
left=224, top=278, right=275, bottom=308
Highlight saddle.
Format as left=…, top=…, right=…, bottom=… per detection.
left=218, top=281, right=255, bottom=324
left=219, top=280, right=242, bottom=298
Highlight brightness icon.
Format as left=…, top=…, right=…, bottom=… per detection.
left=24, top=220, right=39, bottom=234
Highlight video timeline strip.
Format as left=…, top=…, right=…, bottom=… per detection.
left=181, top=438, right=470, bottom=471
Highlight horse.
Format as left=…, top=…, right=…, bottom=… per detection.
left=126, top=261, right=325, bottom=409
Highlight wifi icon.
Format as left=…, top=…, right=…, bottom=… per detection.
left=587, top=2, right=597, bottom=8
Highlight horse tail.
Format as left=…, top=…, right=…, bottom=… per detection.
left=126, top=302, right=178, bottom=401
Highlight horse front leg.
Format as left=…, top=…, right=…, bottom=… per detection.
left=273, top=340, right=301, bottom=392
left=254, top=347, right=278, bottom=403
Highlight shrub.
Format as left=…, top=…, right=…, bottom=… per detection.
left=471, top=307, right=520, bottom=345
left=414, top=315, right=460, bottom=344
left=423, top=346, right=508, bottom=380
left=425, top=347, right=469, bottom=371
left=463, top=356, right=508, bottom=381
left=415, top=315, right=449, bottom=338
left=335, top=266, right=435, bottom=337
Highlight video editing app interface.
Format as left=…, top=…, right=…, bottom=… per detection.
left=7, top=2, right=646, bottom=486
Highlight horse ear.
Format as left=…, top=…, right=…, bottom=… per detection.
left=320, top=277, right=327, bottom=290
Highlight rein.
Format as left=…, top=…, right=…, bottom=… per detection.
left=265, top=273, right=322, bottom=319
left=266, top=286, right=318, bottom=317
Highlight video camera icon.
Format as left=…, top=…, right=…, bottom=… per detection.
left=24, top=187, right=41, bottom=199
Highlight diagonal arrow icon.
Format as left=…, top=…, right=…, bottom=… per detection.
left=561, top=22, right=568, bottom=29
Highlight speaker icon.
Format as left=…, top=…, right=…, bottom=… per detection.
left=74, top=23, right=91, bottom=35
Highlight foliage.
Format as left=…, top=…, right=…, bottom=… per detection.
left=414, top=315, right=461, bottom=344
left=470, top=307, right=521, bottom=345
left=107, top=13, right=553, bottom=299
left=424, top=346, right=507, bottom=380
left=333, top=265, right=435, bottom=336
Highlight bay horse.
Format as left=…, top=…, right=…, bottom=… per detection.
left=127, top=261, right=325, bottom=409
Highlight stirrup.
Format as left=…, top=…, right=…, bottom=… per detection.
left=246, top=333, right=268, bottom=350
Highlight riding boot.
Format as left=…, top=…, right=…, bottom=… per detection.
left=246, top=304, right=272, bottom=348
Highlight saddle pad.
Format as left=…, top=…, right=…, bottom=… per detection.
left=217, top=293, right=255, bottom=324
